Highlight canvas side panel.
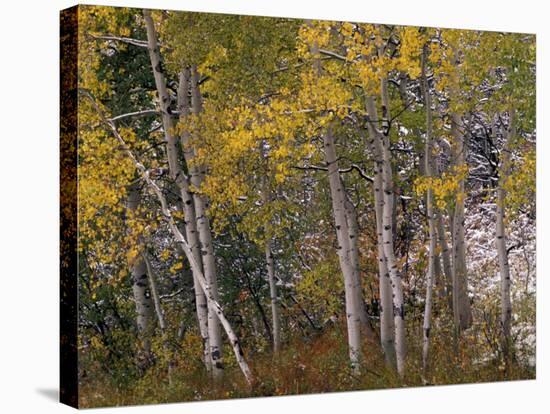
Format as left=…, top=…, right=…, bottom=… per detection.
left=60, top=5, right=79, bottom=409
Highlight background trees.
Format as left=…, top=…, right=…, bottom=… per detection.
left=75, top=6, right=536, bottom=407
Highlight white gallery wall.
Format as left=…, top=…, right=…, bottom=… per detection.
left=0, top=0, right=546, bottom=412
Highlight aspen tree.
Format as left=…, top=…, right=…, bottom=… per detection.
left=88, top=95, right=255, bottom=385
left=420, top=44, right=436, bottom=374
left=126, top=182, right=155, bottom=361
left=365, top=96, right=406, bottom=376
left=310, top=26, right=363, bottom=373
left=143, top=251, right=174, bottom=384
left=188, top=65, right=224, bottom=378
left=142, top=10, right=213, bottom=373
left=496, top=109, right=515, bottom=366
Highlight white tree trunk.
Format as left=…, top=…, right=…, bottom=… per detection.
left=496, top=109, right=515, bottom=365
left=126, top=183, right=155, bottom=357
left=366, top=93, right=406, bottom=377
left=95, top=105, right=255, bottom=385
left=189, top=66, right=224, bottom=379
left=260, top=158, right=282, bottom=354
left=344, top=193, right=376, bottom=339
left=372, top=163, right=397, bottom=368
left=450, top=113, right=473, bottom=332
left=323, top=129, right=362, bottom=373
left=143, top=251, right=174, bottom=384
left=367, top=129, right=396, bottom=365
left=420, top=48, right=436, bottom=374
left=436, top=212, right=454, bottom=312
left=177, top=69, right=212, bottom=372
left=143, top=11, right=212, bottom=373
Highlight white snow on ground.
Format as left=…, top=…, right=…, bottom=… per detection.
left=465, top=200, right=536, bottom=366
left=466, top=201, right=536, bottom=296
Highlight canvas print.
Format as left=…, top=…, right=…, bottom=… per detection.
left=60, top=4, right=536, bottom=408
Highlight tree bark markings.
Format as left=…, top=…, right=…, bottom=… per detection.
left=188, top=65, right=224, bottom=378
left=126, top=182, right=155, bottom=361
left=323, top=129, right=363, bottom=373
left=368, top=128, right=397, bottom=369
left=420, top=46, right=436, bottom=375
left=89, top=95, right=255, bottom=384
left=496, top=108, right=515, bottom=366
left=365, top=92, right=406, bottom=377
left=450, top=113, right=473, bottom=333
left=143, top=10, right=213, bottom=374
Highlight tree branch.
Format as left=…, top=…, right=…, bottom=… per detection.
left=109, top=109, right=160, bottom=122
left=318, top=48, right=347, bottom=61
left=83, top=89, right=255, bottom=386
left=292, top=164, right=373, bottom=183
left=89, top=33, right=148, bottom=48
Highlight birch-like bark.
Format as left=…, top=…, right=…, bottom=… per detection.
left=93, top=102, right=254, bottom=385
left=189, top=65, right=224, bottom=378
left=142, top=10, right=212, bottom=373
left=426, top=153, right=446, bottom=302
left=177, top=70, right=212, bottom=373
left=436, top=212, right=454, bottom=312
left=260, top=149, right=282, bottom=354
left=433, top=244, right=444, bottom=298
left=126, top=183, right=155, bottom=357
left=365, top=85, right=396, bottom=364
left=366, top=92, right=406, bottom=377
left=450, top=113, right=473, bottom=332
left=496, top=109, right=515, bottom=365
left=323, top=129, right=362, bottom=372
left=311, top=31, right=362, bottom=371
left=421, top=48, right=436, bottom=374
left=344, top=193, right=376, bottom=339
left=143, top=251, right=174, bottom=384
left=372, top=156, right=397, bottom=368
left=146, top=165, right=253, bottom=384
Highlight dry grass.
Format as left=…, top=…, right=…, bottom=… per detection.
left=79, top=320, right=535, bottom=408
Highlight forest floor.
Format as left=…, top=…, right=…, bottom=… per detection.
left=79, top=319, right=535, bottom=408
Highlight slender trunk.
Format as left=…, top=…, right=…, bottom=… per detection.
left=311, top=31, right=362, bottom=372
left=323, top=130, right=362, bottom=372
left=98, top=109, right=254, bottom=384
left=159, top=186, right=253, bottom=384
left=177, top=69, right=211, bottom=372
left=366, top=92, right=406, bottom=377
left=428, top=151, right=446, bottom=301
left=265, top=240, right=281, bottom=353
left=373, top=162, right=397, bottom=368
left=174, top=218, right=253, bottom=385
left=260, top=163, right=282, bottom=354
left=450, top=113, right=473, bottom=332
left=433, top=244, right=444, bottom=298
left=421, top=47, right=436, bottom=374
left=189, top=65, right=224, bottom=379
left=368, top=129, right=396, bottom=366
left=126, top=183, right=155, bottom=360
left=496, top=109, right=515, bottom=366
left=422, top=204, right=436, bottom=374
left=243, top=268, right=273, bottom=344
left=143, top=252, right=174, bottom=384
left=344, top=193, right=376, bottom=339
left=143, top=11, right=212, bottom=373
left=436, top=212, right=454, bottom=312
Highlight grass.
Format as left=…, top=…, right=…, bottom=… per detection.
left=78, top=319, right=535, bottom=408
